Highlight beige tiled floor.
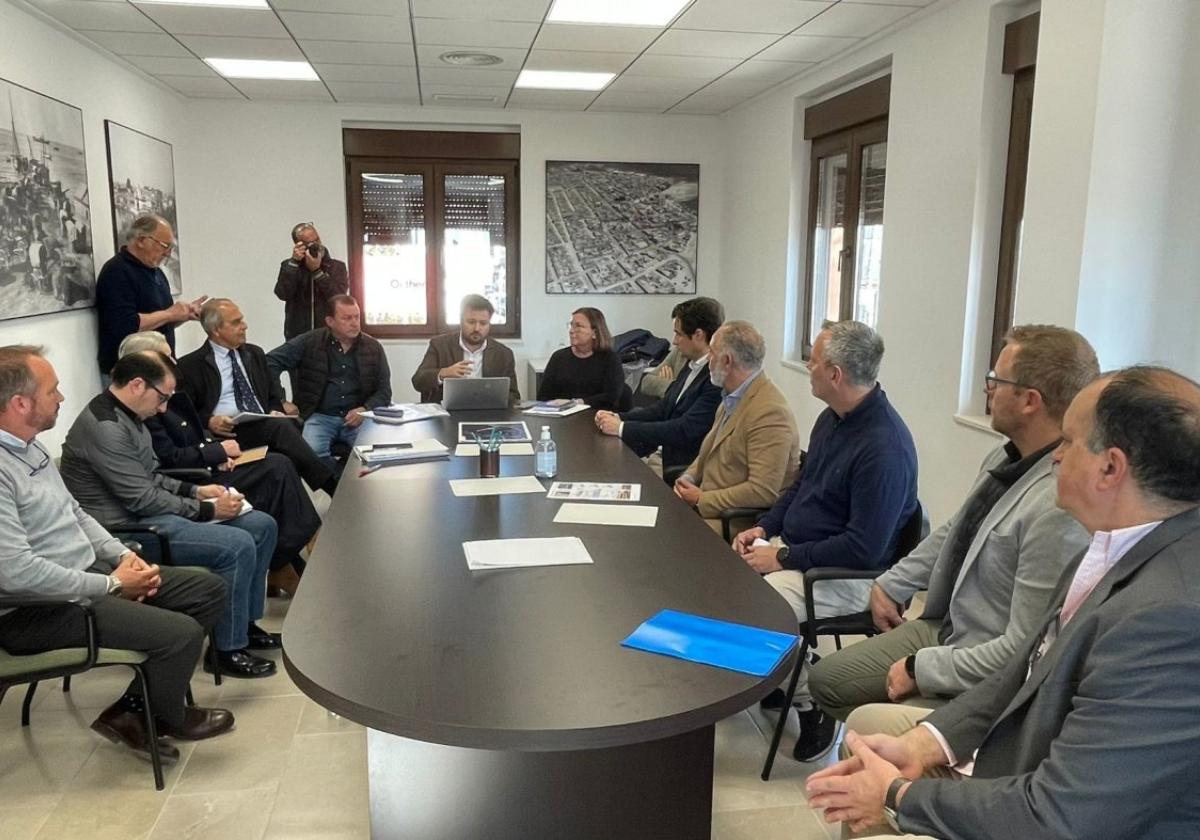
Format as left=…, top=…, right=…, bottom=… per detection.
left=0, top=596, right=847, bottom=840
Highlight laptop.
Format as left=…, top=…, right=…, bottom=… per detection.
left=443, top=377, right=511, bottom=411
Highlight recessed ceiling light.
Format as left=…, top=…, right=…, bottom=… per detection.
left=439, top=51, right=504, bottom=67
left=136, top=0, right=269, bottom=8
left=547, top=0, right=689, bottom=27
left=432, top=93, right=499, bottom=103
left=204, top=58, right=319, bottom=80
left=516, top=70, right=613, bottom=91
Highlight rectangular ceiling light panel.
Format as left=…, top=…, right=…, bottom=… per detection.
left=136, top=0, right=270, bottom=8
left=205, top=58, right=319, bottom=80
left=515, top=69, right=614, bottom=90
left=547, top=0, right=689, bottom=27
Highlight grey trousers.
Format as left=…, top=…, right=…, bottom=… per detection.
left=0, top=565, right=226, bottom=726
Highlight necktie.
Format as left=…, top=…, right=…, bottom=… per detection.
left=228, top=349, right=263, bottom=413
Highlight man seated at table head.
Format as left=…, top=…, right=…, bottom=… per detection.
left=266, top=294, right=392, bottom=471
left=807, top=365, right=1200, bottom=840
left=59, top=350, right=281, bottom=679
left=176, top=298, right=338, bottom=498
left=731, top=319, right=918, bottom=761
left=411, top=294, right=520, bottom=405
left=808, top=325, right=1098, bottom=748
left=0, top=345, right=234, bottom=762
left=595, top=297, right=724, bottom=479
left=673, top=320, right=800, bottom=531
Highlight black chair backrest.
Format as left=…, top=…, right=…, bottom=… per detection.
left=892, top=502, right=929, bottom=563
left=617, top=384, right=634, bottom=412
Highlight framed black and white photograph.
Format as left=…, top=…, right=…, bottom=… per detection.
left=0, top=77, right=94, bottom=321
left=545, top=160, right=699, bottom=295
left=105, top=120, right=181, bottom=294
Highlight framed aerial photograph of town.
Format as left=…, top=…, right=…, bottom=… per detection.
left=0, top=77, right=95, bottom=321
left=104, top=120, right=182, bottom=295
left=545, top=161, right=699, bottom=294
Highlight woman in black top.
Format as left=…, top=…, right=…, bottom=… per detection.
left=537, top=307, right=625, bottom=410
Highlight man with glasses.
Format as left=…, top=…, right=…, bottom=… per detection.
left=95, top=214, right=208, bottom=379
left=275, top=222, right=349, bottom=341
left=807, top=325, right=1098, bottom=755
left=60, top=351, right=281, bottom=679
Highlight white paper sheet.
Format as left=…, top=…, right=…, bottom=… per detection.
left=454, top=443, right=536, bottom=457
left=463, top=537, right=594, bottom=570
left=553, top=502, right=659, bottom=528
left=449, top=475, right=546, bottom=497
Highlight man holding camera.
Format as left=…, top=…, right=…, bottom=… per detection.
left=274, top=222, right=349, bottom=341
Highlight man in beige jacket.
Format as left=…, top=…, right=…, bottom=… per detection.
left=674, top=321, right=800, bottom=532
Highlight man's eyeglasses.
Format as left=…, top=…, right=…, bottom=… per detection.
left=2, top=440, right=51, bottom=476
left=985, top=370, right=1030, bottom=391
left=149, top=382, right=174, bottom=405
left=142, top=234, right=173, bottom=252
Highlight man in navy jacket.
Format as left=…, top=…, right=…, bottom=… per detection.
left=595, top=298, right=723, bottom=478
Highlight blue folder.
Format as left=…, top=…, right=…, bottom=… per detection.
left=621, top=609, right=799, bottom=677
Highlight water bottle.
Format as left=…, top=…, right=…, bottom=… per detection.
left=535, top=425, right=557, bottom=478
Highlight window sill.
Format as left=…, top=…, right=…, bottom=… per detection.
left=952, top=413, right=1005, bottom=439
left=780, top=358, right=811, bottom=376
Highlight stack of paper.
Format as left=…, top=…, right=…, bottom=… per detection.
left=553, top=503, right=658, bottom=528
left=449, top=475, right=545, bottom=497
left=523, top=399, right=590, bottom=417
left=361, top=403, right=449, bottom=425
left=463, top=537, right=594, bottom=571
left=354, top=439, right=449, bottom=466
left=231, top=411, right=300, bottom=425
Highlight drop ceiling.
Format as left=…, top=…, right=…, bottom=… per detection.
left=23, top=0, right=936, bottom=113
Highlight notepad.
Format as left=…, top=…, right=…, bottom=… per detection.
left=449, top=475, right=546, bottom=497
left=621, top=609, right=798, bottom=677
left=230, top=446, right=268, bottom=468
left=553, top=502, right=658, bottom=528
left=463, top=537, right=593, bottom=570
left=454, top=443, right=536, bottom=457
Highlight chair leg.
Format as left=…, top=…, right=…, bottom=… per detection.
left=21, top=682, right=38, bottom=727
left=130, top=666, right=165, bottom=791
left=207, top=632, right=222, bottom=686
left=761, top=638, right=809, bottom=781
left=63, top=675, right=72, bottom=692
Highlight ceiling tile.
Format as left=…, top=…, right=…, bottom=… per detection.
left=414, top=18, right=539, bottom=49
left=412, top=0, right=551, bottom=21
left=602, top=75, right=707, bottom=97
left=314, top=63, right=418, bottom=83
left=723, top=59, right=814, bottom=83
left=418, top=66, right=519, bottom=86
left=415, top=44, right=528, bottom=68
left=78, top=30, right=191, bottom=57
left=532, top=23, right=661, bottom=53
left=589, top=89, right=685, bottom=111
left=27, top=0, right=160, bottom=33
left=674, top=0, right=833, bottom=35
left=133, top=5, right=289, bottom=38
left=271, top=0, right=408, bottom=13
left=841, top=0, right=933, bottom=5
left=156, top=74, right=245, bottom=98
left=797, top=2, right=922, bottom=38
left=647, top=29, right=777, bottom=60
left=177, top=35, right=303, bottom=61
left=695, top=76, right=778, bottom=99
left=669, top=93, right=745, bottom=114
left=299, top=40, right=416, bottom=65
left=506, top=89, right=597, bottom=109
left=754, top=33, right=859, bottom=63
left=278, top=11, right=412, bottom=43
left=524, top=49, right=634, bottom=73
left=327, top=80, right=420, bottom=103
left=624, top=54, right=739, bottom=79
left=125, top=55, right=218, bottom=77
left=227, top=79, right=332, bottom=101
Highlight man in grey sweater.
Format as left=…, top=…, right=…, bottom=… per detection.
left=0, top=346, right=234, bottom=762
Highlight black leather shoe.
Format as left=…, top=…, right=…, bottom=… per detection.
left=157, top=706, right=236, bottom=741
left=759, top=688, right=788, bottom=711
left=204, top=648, right=277, bottom=679
left=246, top=622, right=282, bottom=650
left=793, top=707, right=838, bottom=762
left=91, top=703, right=181, bottom=763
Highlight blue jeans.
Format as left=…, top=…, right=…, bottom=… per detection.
left=137, top=511, right=277, bottom=651
left=302, top=412, right=359, bottom=470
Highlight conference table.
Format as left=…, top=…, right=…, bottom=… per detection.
left=282, top=407, right=798, bottom=840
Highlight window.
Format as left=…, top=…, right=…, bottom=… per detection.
left=344, top=129, right=521, bottom=338
left=800, top=76, right=890, bottom=358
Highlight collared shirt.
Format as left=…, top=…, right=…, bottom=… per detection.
left=319, top=334, right=363, bottom=416
left=211, top=341, right=256, bottom=416
left=716, top=367, right=762, bottom=433
left=460, top=336, right=486, bottom=380
left=619, top=355, right=710, bottom=439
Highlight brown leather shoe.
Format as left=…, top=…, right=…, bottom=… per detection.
left=267, top=564, right=301, bottom=597
left=91, top=703, right=180, bottom=763
left=156, top=705, right=236, bottom=741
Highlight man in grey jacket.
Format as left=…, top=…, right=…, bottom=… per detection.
left=809, top=326, right=1098, bottom=736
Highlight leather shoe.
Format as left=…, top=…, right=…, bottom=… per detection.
left=204, top=648, right=277, bottom=679
left=246, top=622, right=282, bottom=650
left=157, top=705, right=236, bottom=741
left=267, top=565, right=301, bottom=598
left=91, top=703, right=180, bottom=763
left=793, top=707, right=838, bottom=762
left=758, top=688, right=788, bottom=711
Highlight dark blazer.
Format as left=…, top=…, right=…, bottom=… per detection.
left=900, top=507, right=1200, bottom=840
left=145, top=392, right=228, bottom=470
left=411, top=331, right=520, bottom=404
left=618, top=363, right=721, bottom=468
left=176, top=341, right=284, bottom=425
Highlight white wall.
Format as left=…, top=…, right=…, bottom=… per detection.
left=0, top=0, right=188, bottom=450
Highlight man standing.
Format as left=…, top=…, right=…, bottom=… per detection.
left=808, top=366, right=1200, bottom=840
left=274, top=222, right=348, bottom=341
left=60, top=351, right=280, bottom=679
left=732, top=320, right=918, bottom=761
left=411, top=294, right=520, bottom=405
left=0, top=346, right=234, bottom=761
left=177, top=299, right=339, bottom=497
left=267, top=294, right=392, bottom=469
left=595, top=297, right=723, bottom=477
left=95, top=214, right=206, bottom=376
left=809, top=326, right=1097, bottom=730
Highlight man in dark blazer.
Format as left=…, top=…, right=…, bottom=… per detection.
left=807, top=365, right=1200, bottom=840
left=594, top=297, right=723, bottom=478
left=176, top=298, right=338, bottom=497
left=410, top=294, right=520, bottom=405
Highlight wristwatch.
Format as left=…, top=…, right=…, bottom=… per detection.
left=776, top=545, right=790, bottom=566
left=106, top=573, right=123, bottom=597
left=904, top=654, right=917, bottom=679
left=883, top=775, right=911, bottom=830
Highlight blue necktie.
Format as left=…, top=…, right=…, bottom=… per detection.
left=228, top=349, right=263, bottom=413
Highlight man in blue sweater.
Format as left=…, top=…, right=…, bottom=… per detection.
left=733, top=320, right=918, bottom=761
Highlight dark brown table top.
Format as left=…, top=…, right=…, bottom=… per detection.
left=282, top=408, right=797, bottom=751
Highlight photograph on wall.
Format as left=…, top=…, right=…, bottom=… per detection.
left=0, top=77, right=94, bottom=321
left=105, top=120, right=181, bottom=295
left=545, top=160, right=699, bottom=294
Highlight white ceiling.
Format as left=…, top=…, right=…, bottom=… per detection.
left=26, top=0, right=936, bottom=113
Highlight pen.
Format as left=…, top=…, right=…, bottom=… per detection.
left=358, top=464, right=383, bottom=478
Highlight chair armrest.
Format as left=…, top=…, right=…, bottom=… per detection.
left=158, top=468, right=214, bottom=484
left=109, top=525, right=174, bottom=566
left=662, top=464, right=687, bottom=485
left=802, top=566, right=887, bottom=630
left=717, top=507, right=770, bottom=544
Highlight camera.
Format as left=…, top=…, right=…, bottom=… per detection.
left=306, top=242, right=321, bottom=258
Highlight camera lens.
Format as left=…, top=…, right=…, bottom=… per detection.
left=306, top=243, right=320, bottom=257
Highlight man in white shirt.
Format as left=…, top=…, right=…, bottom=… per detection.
left=806, top=365, right=1200, bottom=840
left=410, top=294, right=520, bottom=405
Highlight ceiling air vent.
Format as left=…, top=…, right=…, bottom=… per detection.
left=439, top=51, right=504, bottom=67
